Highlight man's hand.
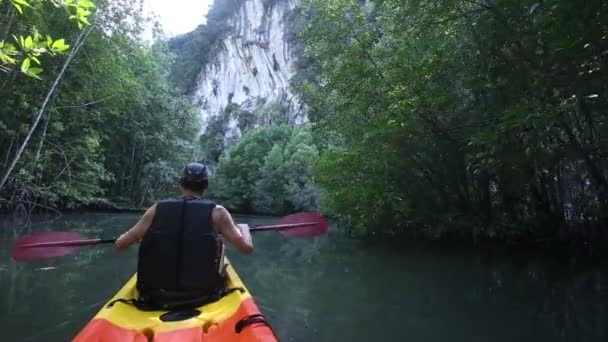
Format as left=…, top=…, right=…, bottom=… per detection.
left=212, top=205, right=253, bottom=254
left=115, top=204, right=157, bottom=251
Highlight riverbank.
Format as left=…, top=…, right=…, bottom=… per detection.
left=0, top=196, right=283, bottom=219
left=0, top=193, right=286, bottom=214
left=343, top=224, right=608, bottom=258
left=3, top=198, right=605, bottom=257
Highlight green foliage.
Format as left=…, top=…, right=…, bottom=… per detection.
left=0, top=0, right=200, bottom=211
left=199, top=100, right=294, bottom=163
left=255, top=144, right=286, bottom=213
left=299, top=0, right=608, bottom=239
left=17, top=33, right=71, bottom=79
left=8, top=0, right=32, bottom=15
left=255, top=100, right=290, bottom=126
left=199, top=108, right=231, bottom=162
left=0, top=0, right=93, bottom=78
left=209, top=125, right=320, bottom=215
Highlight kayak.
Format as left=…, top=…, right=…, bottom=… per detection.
left=73, top=259, right=278, bottom=341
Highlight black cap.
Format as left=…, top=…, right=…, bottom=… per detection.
left=181, top=162, right=208, bottom=183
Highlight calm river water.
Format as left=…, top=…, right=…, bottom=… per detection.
left=1, top=213, right=607, bottom=341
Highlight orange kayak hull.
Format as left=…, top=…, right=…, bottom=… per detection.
left=73, top=261, right=277, bottom=341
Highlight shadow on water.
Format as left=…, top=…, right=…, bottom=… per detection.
left=1, top=213, right=607, bottom=341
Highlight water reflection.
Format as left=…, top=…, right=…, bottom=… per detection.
left=0, top=213, right=139, bottom=341
left=1, top=214, right=607, bottom=341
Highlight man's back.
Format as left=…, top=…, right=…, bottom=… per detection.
left=113, top=162, right=254, bottom=309
left=136, top=197, right=223, bottom=295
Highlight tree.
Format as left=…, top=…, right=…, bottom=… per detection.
left=0, top=0, right=201, bottom=212
left=0, top=0, right=94, bottom=78
left=298, top=0, right=608, bottom=241
left=209, top=124, right=319, bottom=215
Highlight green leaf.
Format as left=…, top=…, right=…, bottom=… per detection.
left=27, top=72, right=42, bottom=80
left=0, top=54, right=17, bottom=64
left=52, top=39, right=65, bottom=49
left=21, top=57, right=31, bottom=73
left=51, top=39, right=69, bottom=52
left=79, top=0, right=95, bottom=8
left=30, top=55, right=41, bottom=65
left=77, top=8, right=91, bottom=17
left=25, top=66, right=43, bottom=79
left=11, top=2, right=23, bottom=14
left=12, top=0, right=31, bottom=6
left=27, top=67, right=43, bottom=75
left=0, top=42, right=17, bottom=55
left=24, top=36, right=33, bottom=49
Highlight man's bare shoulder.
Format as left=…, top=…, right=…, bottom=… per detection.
left=214, top=204, right=227, bottom=210
left=212, top=205, right=231, bottom=231
left=212, top=204, right=229, bottom=218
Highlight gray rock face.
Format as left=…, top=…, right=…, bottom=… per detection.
left=192, top=0, right=304, bottom=141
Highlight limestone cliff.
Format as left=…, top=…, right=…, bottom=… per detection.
left=191, top=0, right=304, bottom=137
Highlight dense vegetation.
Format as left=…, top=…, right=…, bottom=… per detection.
left=298, top=0, right=608, bottom=242
left=198, top=100, right=292, bottom=162
left=0, top=0, right=199, bottom=213
left=194, top=96, right=319, bottom=215
left=167, top=0, right=320, bottom=216
left=208, top=124, right=319, bottom=215
left=3, top=0, right=606, bottom=247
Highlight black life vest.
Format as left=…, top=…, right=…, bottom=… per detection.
left=136, top=197, right=225, bottom=307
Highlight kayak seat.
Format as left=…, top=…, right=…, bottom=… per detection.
left=105, top=286, right=245, bottom=311
left=159, top=309, right=202, bottom=322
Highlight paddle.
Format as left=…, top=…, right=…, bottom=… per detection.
left=12, top=212, right=327, bottom=261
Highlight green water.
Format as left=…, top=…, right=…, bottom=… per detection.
left=1, top=213, right=607, bottom=341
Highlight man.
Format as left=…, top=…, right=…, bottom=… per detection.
left=114, top=162, right=253, bottom=309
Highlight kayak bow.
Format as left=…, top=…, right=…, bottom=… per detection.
left=73, top=260, right=277, bottom=341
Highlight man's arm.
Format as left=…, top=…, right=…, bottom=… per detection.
left=212, top=205, right=253, bottom=254
left=115, top=204, right=157, bottom=251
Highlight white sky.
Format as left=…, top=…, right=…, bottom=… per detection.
left=142, top=0, right=215, bottom=38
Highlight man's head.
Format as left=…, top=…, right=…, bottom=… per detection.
left=179, top=162, right=209, bottom=194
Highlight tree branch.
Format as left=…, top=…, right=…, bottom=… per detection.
left=433, top=8, right=488, bottom=25
left=0, top=25, right=94, bottom=192
left=1, top=3, right=15, bottom=41
left=54, top=95, right=114, bottom=109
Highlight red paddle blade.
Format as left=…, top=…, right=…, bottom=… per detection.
left=277, top=212, right=328, bottom=237
left=12, top=232, right=82, bottom=261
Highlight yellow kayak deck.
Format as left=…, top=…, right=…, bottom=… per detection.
left=73, top=259, right=277, bottom=341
